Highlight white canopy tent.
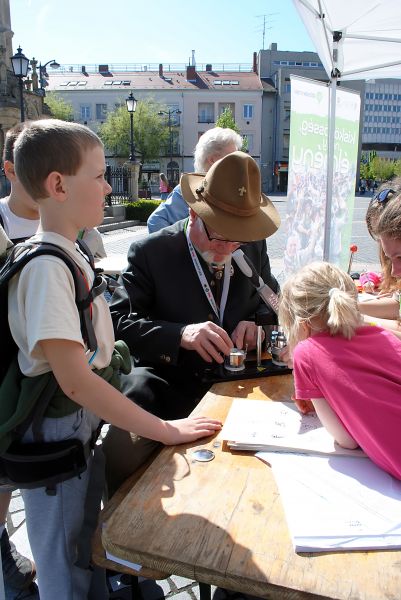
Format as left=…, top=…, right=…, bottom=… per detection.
left=292, top=0, right=401, bottom=259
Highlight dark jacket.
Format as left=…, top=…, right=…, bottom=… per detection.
left=110, top=219, right=279, bottom=381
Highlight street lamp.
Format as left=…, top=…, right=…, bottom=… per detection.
left=158, top=108, right=182, bottom=186
left=10, top=46, right=29, bottom=122
left=38, top=58, right=60, bottom=92
left=125, top=92, right=137, bottom=161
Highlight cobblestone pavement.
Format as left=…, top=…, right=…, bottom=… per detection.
left=5, top=195, right=380, bottom=599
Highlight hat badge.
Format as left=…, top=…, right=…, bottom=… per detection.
left=238, top=186, right=247, bottom=197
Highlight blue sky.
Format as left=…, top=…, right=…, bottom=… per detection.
left=10, top=0, right=315, bottom=67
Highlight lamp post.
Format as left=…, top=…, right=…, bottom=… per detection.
left=10, top=46, right=30, bottom=122
left=125, top=92, right=137, bottom=161
left=38, top=58, right=60, bottom=93
left=158, top=108, right=182, bottom=186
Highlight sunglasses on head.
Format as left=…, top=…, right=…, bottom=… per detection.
left=371, top=188, right=396, bottom=205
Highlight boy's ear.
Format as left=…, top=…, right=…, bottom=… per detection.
left=3, top=160, right=16, bottom=182
left=44, top=171, right=67, bottom=202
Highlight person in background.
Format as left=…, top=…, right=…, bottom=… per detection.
left=105, top=151, right=280, bottom=494
left=78, top=227, right=106, bottom=259
left=0, top=122, right=37, bottom=591
left=147, top=127, right=242, bottom=233
left=159, top=172, right=169, bottom=200
left=279, top=261, right=401, bottom=481
left=359, top=182, right=401, bottom=338
left=0, top=122, right=40, bottom=244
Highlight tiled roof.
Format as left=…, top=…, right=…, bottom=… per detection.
left=46, top=70, right=262, bottom=92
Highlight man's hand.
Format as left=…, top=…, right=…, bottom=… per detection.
left=231, top=320, right=263, bottom=350
left=181, top=322, right=233, bottom=363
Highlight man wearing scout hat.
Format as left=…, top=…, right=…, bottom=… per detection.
left=105, top=151, right=280, bottom=493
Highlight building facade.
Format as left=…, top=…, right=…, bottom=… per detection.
left=46, top=62, right=263, bottom=192
left=362, top=79, right=401, bottom=157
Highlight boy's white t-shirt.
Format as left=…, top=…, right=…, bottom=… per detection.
left=8, top=231, right=115, bottom=377
left=0, top=197, right=40, bottom=240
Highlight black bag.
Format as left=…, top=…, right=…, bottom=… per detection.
left=0, top=439, right=88, bottom=491
left=0, top=237, right=106, bottom=491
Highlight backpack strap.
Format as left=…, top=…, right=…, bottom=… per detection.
left=3, top=241, right=105, bottom=352
left=1, top=241, right=107, bottom=442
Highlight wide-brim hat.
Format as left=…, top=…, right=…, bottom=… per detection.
left=180, top=151, right=280, bottom=242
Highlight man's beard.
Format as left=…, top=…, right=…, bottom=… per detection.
left=197, top=248, right=229, bottom=267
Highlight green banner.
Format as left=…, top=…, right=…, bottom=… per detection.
left=284, top=76, right=360, bottom=278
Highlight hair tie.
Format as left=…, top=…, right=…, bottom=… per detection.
left=328, top=287, right=340, bottom=298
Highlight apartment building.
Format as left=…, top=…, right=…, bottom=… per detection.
left=46, top=61, right=263, bottom=189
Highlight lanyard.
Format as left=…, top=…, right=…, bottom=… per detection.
left=185, top=224, right=231, bottom=326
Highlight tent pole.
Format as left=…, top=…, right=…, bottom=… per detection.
left=323, top=77, right=337, bottom=261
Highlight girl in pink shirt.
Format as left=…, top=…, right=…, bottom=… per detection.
left=279, top=261, right=401, bottom=480
left=159, top=172, right=169, bottom=200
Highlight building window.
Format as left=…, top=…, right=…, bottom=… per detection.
left=96, top=104, right=108, bottom=120
left=243, top=104, right=254, bottom=119
left=80, top=105, right=91, bottom=121
left=284, top=83, right=291, bottom=94
left=198, top=103, right=214, bottom=123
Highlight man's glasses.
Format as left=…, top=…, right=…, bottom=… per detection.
left=371, top=188, right=396, bottom=205
left=202, top=221, right=246, bottom=245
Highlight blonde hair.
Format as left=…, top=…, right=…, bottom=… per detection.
left=278, top=261, right=362, bottom=350
left=366, top=177, right=401, bottom=240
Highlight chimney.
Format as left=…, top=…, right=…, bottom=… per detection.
left=81, top=65, right=87, bottom=75
left=253, top=52, right=258, bottom=74
left=159, top=63, right=163, bottom=77
left=191, top=49, right=196, bottom=67
left=206, top=64, right=212, bottom=72
left=99, top=64, right=109, bottom=74
left=186, top=64, right=196, bottom=81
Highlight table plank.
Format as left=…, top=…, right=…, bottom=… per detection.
left=102, top=375, right=401, bottom=600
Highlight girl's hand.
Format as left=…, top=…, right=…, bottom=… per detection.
left=291, top=395, right=315, bottom=414
left=162, top=416, right=222, bottom=445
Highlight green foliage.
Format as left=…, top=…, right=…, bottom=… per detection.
left=216, top=107, right=240, bottom=133
left=369, top=156, right=397, bottom=182
left=124, top=199, right=162, bottom=222
left=98, top=99, right=169, bottom=165
left=394, top=159, right=401, bottom=177
left=215, top=107, right=248, bottom=152
left=44, top=92, right=74, bottom=121
left=359, top=162, right=372, bottom=180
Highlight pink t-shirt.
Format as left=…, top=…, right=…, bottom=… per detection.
left=293, top=326, right=401, bottom=480
left=159, top=181, right=169, bottom=193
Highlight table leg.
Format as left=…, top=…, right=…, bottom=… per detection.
left=199, top=581, right=211, bottom=600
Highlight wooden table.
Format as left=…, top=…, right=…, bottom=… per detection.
left=101, top=375, right=401, bottom=600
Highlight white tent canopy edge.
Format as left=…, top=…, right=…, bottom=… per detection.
left=292, top=0, right=401, bottom=259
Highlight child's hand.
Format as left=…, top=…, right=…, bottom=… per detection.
left=162, top=416, right=222, bottom=445
left=291, top=395, right=314, bottom=414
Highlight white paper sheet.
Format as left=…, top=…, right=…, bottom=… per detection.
left=220, top=399, right=366, bottom=457
left=258, top=451, right=401, bottom=552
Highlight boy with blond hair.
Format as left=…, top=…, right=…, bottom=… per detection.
left=11, top=119, right=221, bottom=600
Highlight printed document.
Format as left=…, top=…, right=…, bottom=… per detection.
left=258, top=451, right=401, bottom=552
left=220, top=399, right=366, bottom=456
